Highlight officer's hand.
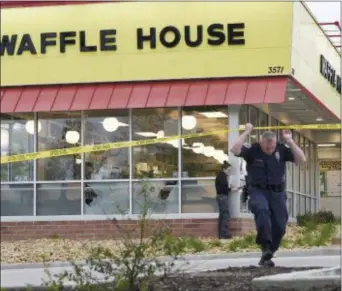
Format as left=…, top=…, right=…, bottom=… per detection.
left=245, top=123, right=254, bottom=133
left=282, top=130, right=293, bottom=142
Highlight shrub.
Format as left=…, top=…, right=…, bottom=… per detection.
left=42, top=181, right=188, bottom=291
left=297, top=210, right=337, bottom=226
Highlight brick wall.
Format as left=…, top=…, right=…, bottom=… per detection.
left=1, top=218, right=257, bottom=241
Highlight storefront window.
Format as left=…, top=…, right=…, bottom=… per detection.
left=270, top=117, right=280, bottom=140
left=249, top=106, right=259, bottom=143
left=293, top=133, right=300, bottom=192
left=132, top=180, right=179, bottom=214
left=36, top=183, right=81, bottom=215
left=310, top=143, right=316, bottom=197
left=305, top=140, right=311, bottom=195
left=132, top=108, right=179, bottom=179
left=259, top=111, right=269, bottom=128
left=182, top=106, right=228, bottom=178
left=181, top=179, right=217, bottom=213
left=37, top=112, right=82, bottom=181
left=84, top=182, right=129, bottom=215
left=1, top=113, right=34, bottom=182
left=1, top=184, right=34, bottom=216
left=84, top=110, right=129, bottom=180
left=299, top=136, right=306, bottom=193
left=239, top=105, right=249, bottom=143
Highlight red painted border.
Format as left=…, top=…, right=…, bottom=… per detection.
left=289, top=76, right=340, bottom=120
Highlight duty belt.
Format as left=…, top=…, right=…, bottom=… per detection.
left=251, top=184, right=284, bottom=192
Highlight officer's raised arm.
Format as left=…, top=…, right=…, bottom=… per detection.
left=282, top=130, right=307, bottom=165
left=229, top=123, right=253, bottom=156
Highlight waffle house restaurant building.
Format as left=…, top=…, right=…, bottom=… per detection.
left=1, top=1, right=340, bottom=240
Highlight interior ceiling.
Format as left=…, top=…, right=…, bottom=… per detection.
left=257, top=79, right=341, bottom=145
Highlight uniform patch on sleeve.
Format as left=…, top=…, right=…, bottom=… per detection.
left=243, top=142, right=251, bottom=148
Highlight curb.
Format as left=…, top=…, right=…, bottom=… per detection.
left=252, top=266, right=341, bottom=291
left=1, top=247, right=340, bottom=270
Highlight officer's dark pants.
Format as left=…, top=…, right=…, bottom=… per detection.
left=216, top=194, right=230, bottom=239
left=248, top=188, right=288, bottom=253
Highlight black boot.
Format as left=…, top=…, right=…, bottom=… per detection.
left=258, top=245, right=275, bottom=267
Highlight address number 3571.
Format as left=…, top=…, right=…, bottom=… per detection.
left=268, top=66, right=284, bottom=74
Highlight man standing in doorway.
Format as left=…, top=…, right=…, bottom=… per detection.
left=230, top=123, right=306, bottom=267
left=215, top=161, right=232, bottom=239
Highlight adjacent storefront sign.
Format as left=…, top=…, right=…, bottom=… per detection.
left=320, top=55, right=342, bottom=95
left=0, top=2, right=292, bottom=86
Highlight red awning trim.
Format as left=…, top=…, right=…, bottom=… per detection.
left=0, top=77, right=289, bottom=113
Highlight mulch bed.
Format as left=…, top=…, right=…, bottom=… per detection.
left=149, top=266, right=340, bottom=291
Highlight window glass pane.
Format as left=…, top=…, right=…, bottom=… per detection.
left=293, top=134, right=300, bottom=192
left=286, top=191, right=293, bottom=218
left=84, top=182, right=129, bottom=215
left=286, top=162, right=293, bottom=190
left=296, top=193, right=301, bottom=216
left=311, top=198, right=316, bottom=213
left=306, top=197, right=311, bottom=213
left=259, top=111, right=268, bottom=128
left=182, top=106, right=228, bottom=178
left=37, top=112, right=82, bottom=181
left=310, top=143, right=316, bottom=197
left=84, top=110, right=129, bottom=180
left=1, top=113, right=34, bottom=182
left=1, top=184, right=34, bottom=216
left=300, top=195, right=306, bottom=214
left=239, top=105, right=250, bottom=143
left=132, top=180, right=179, bottom=214
left=249, top=106, right=259, bottom=143
left=299, top=136, right=305, bottom=193
left=132, top=108, right=178, bottom=179
left=181, top=179, right=217, bottom=213
left=36, top=183, right=81, bottom=215
left=305, top=141, right=311, bottom=195
left=270, top=117, right=280, bottom=141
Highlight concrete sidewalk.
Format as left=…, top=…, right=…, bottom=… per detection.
left=1, top=251, right=340, bottom=289
left=1, top=246, right=340, bottom=270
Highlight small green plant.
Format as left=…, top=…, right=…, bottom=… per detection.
left=184, top=237, right=207, bottom=253
left=42, top=181, right=188, bottom=291
left=208, top=238, right=223, bottom=248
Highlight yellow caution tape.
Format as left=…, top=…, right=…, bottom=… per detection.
left=1, top=123, right=340, bottom=164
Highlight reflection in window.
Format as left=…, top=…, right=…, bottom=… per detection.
left=37, top=112, right=82, bottom=181
left=182, top=107, right=228, bottom=178
left=1, top=184, right=34, bottom=216
left=299, top=136, right=306, bottom=193
left=310, top=143, right=316, bottom=197
left=293, top=134, right=300, bottom=192
left=132, top=108, right=179, bottom=178
left=36, top=183, right=81, bottom=215
left=249, top=106, right=259, bottom=143
left=259, top=111, right=268, bottom=128
left=300, top=195, right=306, bottom=214
left=132, top=180, right=179, bottom=214
left=84, top=182, right=129, bottom=215
left=181, top=180, right=218, bottom=213
left=305, top=141, right=311, bottom=195
left=84, top=110, right=129, bottom=180
left=1, top=114, right=34, bottom=182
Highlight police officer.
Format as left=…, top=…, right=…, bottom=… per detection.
left=215, top=161, right=232, bottom=239
left=230, top=123, right=306, bottom=267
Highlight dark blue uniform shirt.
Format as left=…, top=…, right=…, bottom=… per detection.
left=236, top=143, right=295, bottom=186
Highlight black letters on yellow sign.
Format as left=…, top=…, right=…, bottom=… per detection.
left=0, top=29, right=117, bottom=56
left=136, top=23, right=245, bottom=49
